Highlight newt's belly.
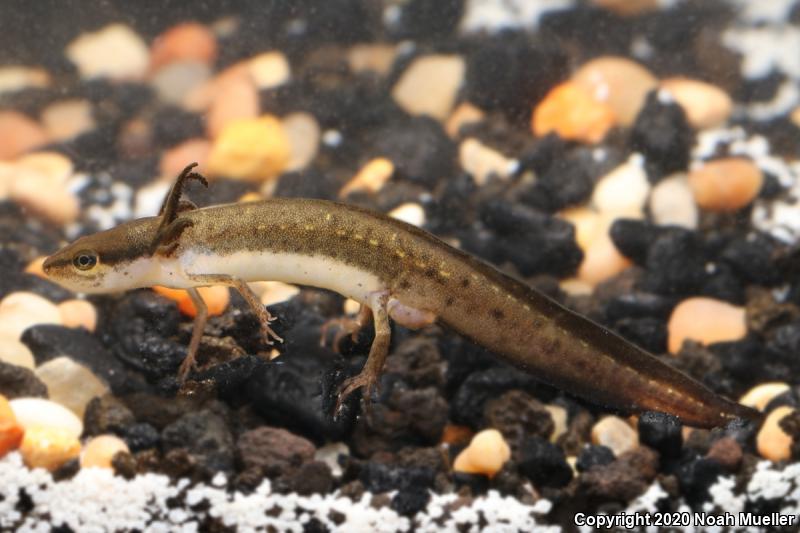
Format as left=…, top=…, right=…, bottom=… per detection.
left=177, top=249, right=385, bottom=304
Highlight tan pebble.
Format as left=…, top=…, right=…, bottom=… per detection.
left=66, top=24, right=150, bottom=80
left=160, top=138, right=211, bottom=178
left=20, top=426, right=81, bottom=471
left=545, top=404, right=568, bottom=442
left=389, top=203, right=426, bottom=227
left=0, top=338, right=36, bottom=369
left=0, top=394, right=24, bottom=456
left=9, top=171, right=79, bottom=225
left=392, top=55, right=465, bottom=121
left=248, top=51, right=291, bottom=90
left=559, top=207, right=602, bottom=252
left=40, top=99, right=95, bottom=141
left=688, top=158, right=763, bottom=212
left=452, top=429, right=510, bottom=477
left=348, top=44, right=397, bottom=75
left=343, top=298, right=361, bottom=316
left=0, top=292, right=62, bottom=340
left=791, top=106, right=800, bottom=128
left=667, top=297, right=747, bottom=353
left=649, top=173, right=698, bottom=229
left=446, top=102, right=485, bottom=138
left=16, top=152, right=74, bottom=184
left=533, top=82, right=615, bottom=143
left=572, top=56, right=658, bottom=126
left=559, top=278, right=594, bottom=296
left=661, top=78, right=732, bottom=129
left=253, top=281, right=300, bottom=306
left=81, top=434, right=130, bottom=469
left=206, top=73, right=260, bottom=138
left=0, top=66, right=50, bottom=94
left=35, top=357, right=108, bottom=420
left=149, top=22, right=217, bottom=72
left=0, top=111, right=48, bottom=160
left=339, top=158, right=395, bottom=197
left=757, top=406, right=795, bottom=462
left=740, top=382, right=791, bottom=411
left=58, top=299, right=98, bottom=332
left=578, top=232, right=632, bottom=286
left=459, top=138, right=513, bottom=186
left=591, top=0, right=657, bottom=16
left=591, top=416, right=639, bottom=456
left=151, top=61, right=212, bottom=106
left=10, top=397, right=83, bottom=439
left=24, top=256, right=47, bottom=278
left=592, top=159, right=650, bottom=216
left=282, top=112, right=320, bottom=171
left=207, top=115, right=290, bottom=182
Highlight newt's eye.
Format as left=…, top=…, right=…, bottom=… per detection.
left=72, top=250, right=98, bottom=271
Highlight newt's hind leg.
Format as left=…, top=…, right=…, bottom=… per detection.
left=185, top=273, right=283, bottom=344
left=319, top=303, right=372, bottom=352
left=178, top=287, right=208, bottom=382
left=335, top=291, right=391, bottom=414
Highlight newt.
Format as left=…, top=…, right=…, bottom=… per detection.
left=43, top=163, right=760, bottom=428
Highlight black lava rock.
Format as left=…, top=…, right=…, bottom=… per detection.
left=161, top=407, right=235, bottom=474
left=474, top=199, right=583, bottom=277
left=0, top=361, right=47, bottom=399
left=246, top=349, right=353, bottom=443
left=614, top=317, right=667, bottom=354
left=464, top=31, right=567, bottom=122
left=103, top=291, right=186, bottom=382
left=388, top=0, right=464, bottom=40
left=677, top=457, right=725, bottom=508
left=517, top=133, right=569, bottom=176
left=517, top=436, right=573, bottom=488
left=609, top=219, right=663, bottom=266
left=640, top=228, right=708, bottom=296
left=519, top=148, right=598, bottom=211
left=274, top=168, right=341, bottom=200
left=605, top=292, right=676, bottom=323
left=359, top=462, right=436, bottom=494
left=484, top=390, right=555, bottom=448
left=710, top=338, right=764, bottom=383
left=720, top=233, right=780, bottom=286
left=150, top=106, right=204, bottom=148
left=123, top=422, right=161, bottom=452
left=0, top=272, right=74, bottom=303
left=638, top=411, right=683, bottom=460
left=21, top=325, right=134, bottom=394
left=194, top=355, right=267, bottom=402
left=83, top=395, right=135, bottom=436
left=450, top=366, right=542, bottom=428
left=576, top=445, right=615, bottom=472
left=630, top=91, right=693, bottom=180
left=370, top=116, right=456, bottom=188
left=391, top=487, right=431, bottom=517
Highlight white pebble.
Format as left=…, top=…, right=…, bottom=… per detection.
left=247, top=51, right=291, bottom=89
left=0, top=66, right=50, bottom=94
left=591, top=416, right=639, bottom=456
left=10, top=397, right=84, bottom=439
left=35, top=357, right=109, bottom=419
left=40, top=99, right=95, bottom=141
left=151, top=61, right=211, bottom=106
left=282, top=112, right=320, bottom=172
left=649, top=174, right=698, bottom=229
left=459, top=138, right=514, bottom=185
left=0, top=337, right=36, bottom=369
left=392, top=55, right=465, bottom=121
left=0, top=292, right=62, bottom=340
left=66, top=24, right=150, bottom=80
left=592, top=158, right=650, bottom=217
left=389, top=203, right=426, bottom=227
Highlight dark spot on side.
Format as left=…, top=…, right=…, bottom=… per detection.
left=445, top=296, right=455, bottom=306
left=424, top=267, right=437, bottom=278
left=490, top=309, right=504, bottom=320
left=399, top=280, right=411, bottom=290
left=461, top=278, right=470, bottom=288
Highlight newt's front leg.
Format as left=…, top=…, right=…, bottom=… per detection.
left=335, top=290, right=391, bottom=413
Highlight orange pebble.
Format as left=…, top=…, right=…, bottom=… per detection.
left=757, top=406, right=795, bottom=462
left=452, top=429, right=510, bottom=477
left=19, top=426, right=80, bottom=471
left=667, top=297, right=747, bottom=354
left=0, top=395, right=24, bottom=457
left=153, top=285, right=230, bottom=317
left=160, top=138, right=211, bottom=178
left=688, top=158, right=763, bottom=212
left=150, top=22, right=217, bottom=72
left=532, top=82, right=615, bottom=144
left=0, top=111, right=48, bottom=160
left=441, top=424, right=473, bottom=446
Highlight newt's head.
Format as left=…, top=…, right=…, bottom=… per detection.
left=43, top=217, right=160, bottom=294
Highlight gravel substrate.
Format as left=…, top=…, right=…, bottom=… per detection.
left=2, top=1, right=800, bottom=532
